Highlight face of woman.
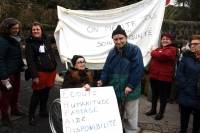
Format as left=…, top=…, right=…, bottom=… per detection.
left=161, top=36, right=172, bottom=47
left=10, top=24, right=20, bottom=36
left=32, top=25, right=42, bottom=38
left=190, top=39, right=200, bottom=53
left=74, top=58, right=86, bottom=70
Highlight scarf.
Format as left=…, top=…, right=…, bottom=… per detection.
left=196, top=53, right=200, bottom=61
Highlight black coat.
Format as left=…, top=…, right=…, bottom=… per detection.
left=0, top=35, right=24, bottom=80
left=25, top=36, right=57, bottom=79
left=176, top=51, right=200, bottom=109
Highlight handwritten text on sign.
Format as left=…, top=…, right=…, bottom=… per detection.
left=60, top=86, right=123, bottom=133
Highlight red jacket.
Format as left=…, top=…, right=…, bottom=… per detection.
left=149, top=45, right=177, bottom=82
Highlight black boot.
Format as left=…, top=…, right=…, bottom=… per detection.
left=39, top=88, right=49, bottom=118
left=39, top=109, right=49, bottom=118
left=155, top=113, right=163, bottom=120
left=146, top=87, right=158, bottom=116
left=29, top=116, right=36, bottom=126
left=28, top=91, right=39, bottom=126
left=145, top=99, right=157, bottom=116
left=11, top=109, right=24, bottom=116
left=1, top=113, right=13, bottom=127
left=145, top=109, right=157, bottom=116
left=155, top=102, right=166, bottom=120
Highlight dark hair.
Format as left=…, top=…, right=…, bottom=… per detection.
left=71, top=55, right=84, bottom=66
left=161, top=33, right=174, bottom=41
left=0, top=18, right=21, bottom=36
left=30, top=21, right=45, bottom=38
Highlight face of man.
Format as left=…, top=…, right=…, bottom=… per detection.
left=10, top=24, right=20, bottom=36
left=190, top=39, right=200, bottom=53
left=112, top=34, right=127, bottom=49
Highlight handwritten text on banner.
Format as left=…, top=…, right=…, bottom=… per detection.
left=54, top=0, right=166, bottom=69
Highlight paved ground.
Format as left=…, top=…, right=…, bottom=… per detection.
left=0, top=74, right=193, bottom=133
left=139, top=96, right=183, bottom=133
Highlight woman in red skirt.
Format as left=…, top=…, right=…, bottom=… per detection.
left=25, top=22, right=57, bottom=126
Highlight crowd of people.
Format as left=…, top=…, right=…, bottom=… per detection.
left=0, top=17, right=199, bottom=133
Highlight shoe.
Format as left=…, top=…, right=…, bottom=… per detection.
left=145, top=110, right=156, bottom=116
left=2, top=117, right=13, bottom=128
left=29, top=117, right=36, bottom=126
left=11, top=110, right=24, bottom=116
left=179, top=130, right=187, bottom=133
left=155, top=113, right=163, bottom=120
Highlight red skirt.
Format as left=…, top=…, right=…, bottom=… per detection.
left=32, top=71, right=56, bottom=91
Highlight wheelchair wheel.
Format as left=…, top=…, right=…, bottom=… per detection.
left=49, top=98, right=63, bottom=133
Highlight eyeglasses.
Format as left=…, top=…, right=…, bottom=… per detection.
left=76, top=61, right=85, bottom=64
left=190, top=43, right=200, bottom=46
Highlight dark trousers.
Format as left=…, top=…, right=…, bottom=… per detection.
left=0, top=73, right=20, bottom=117
left=180, top=104, right=200, bottom=133
left=29, top=88, right=50, bottom=118
left=150, top=79, right=172, bottom=114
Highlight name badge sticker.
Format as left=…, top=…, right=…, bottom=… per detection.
left=39, top=45, right=45, bottom=53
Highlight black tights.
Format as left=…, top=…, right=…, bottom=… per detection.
left=150, top=79, right=172, bottom=114
left=29, top=88, right=50, bottom=117
left=180, top=104, right=200, bottom=133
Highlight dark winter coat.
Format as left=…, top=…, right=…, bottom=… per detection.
left=176, top=51, right=200, bottom=109
left=25, top=36, right=57, bottom=79
left=62, top=68, right=94, bottom=88
left=149, top=45, right=177, bottom=82
left=0, top=35, right=24, bottom=80
left=100, top=43, right=144, bottom=102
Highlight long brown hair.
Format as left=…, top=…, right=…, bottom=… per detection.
left=0, top=18, right=21, bottom=36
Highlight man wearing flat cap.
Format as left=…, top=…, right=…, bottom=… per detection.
left=97, top=25, right=144, bottom=133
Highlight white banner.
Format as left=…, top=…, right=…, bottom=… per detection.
left=54, top=0, right=166, bottom=69
left=60, top=87, right=123, bottom=133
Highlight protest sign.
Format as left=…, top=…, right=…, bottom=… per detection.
left=60, top=86, right=123, bottom=133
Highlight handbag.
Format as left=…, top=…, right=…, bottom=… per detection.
left=24, top=68, right=31, bottom=81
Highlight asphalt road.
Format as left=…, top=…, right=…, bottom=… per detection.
left=0, top=77, right=62, bottom=133
left=0, top=54, right=64, bottom=133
